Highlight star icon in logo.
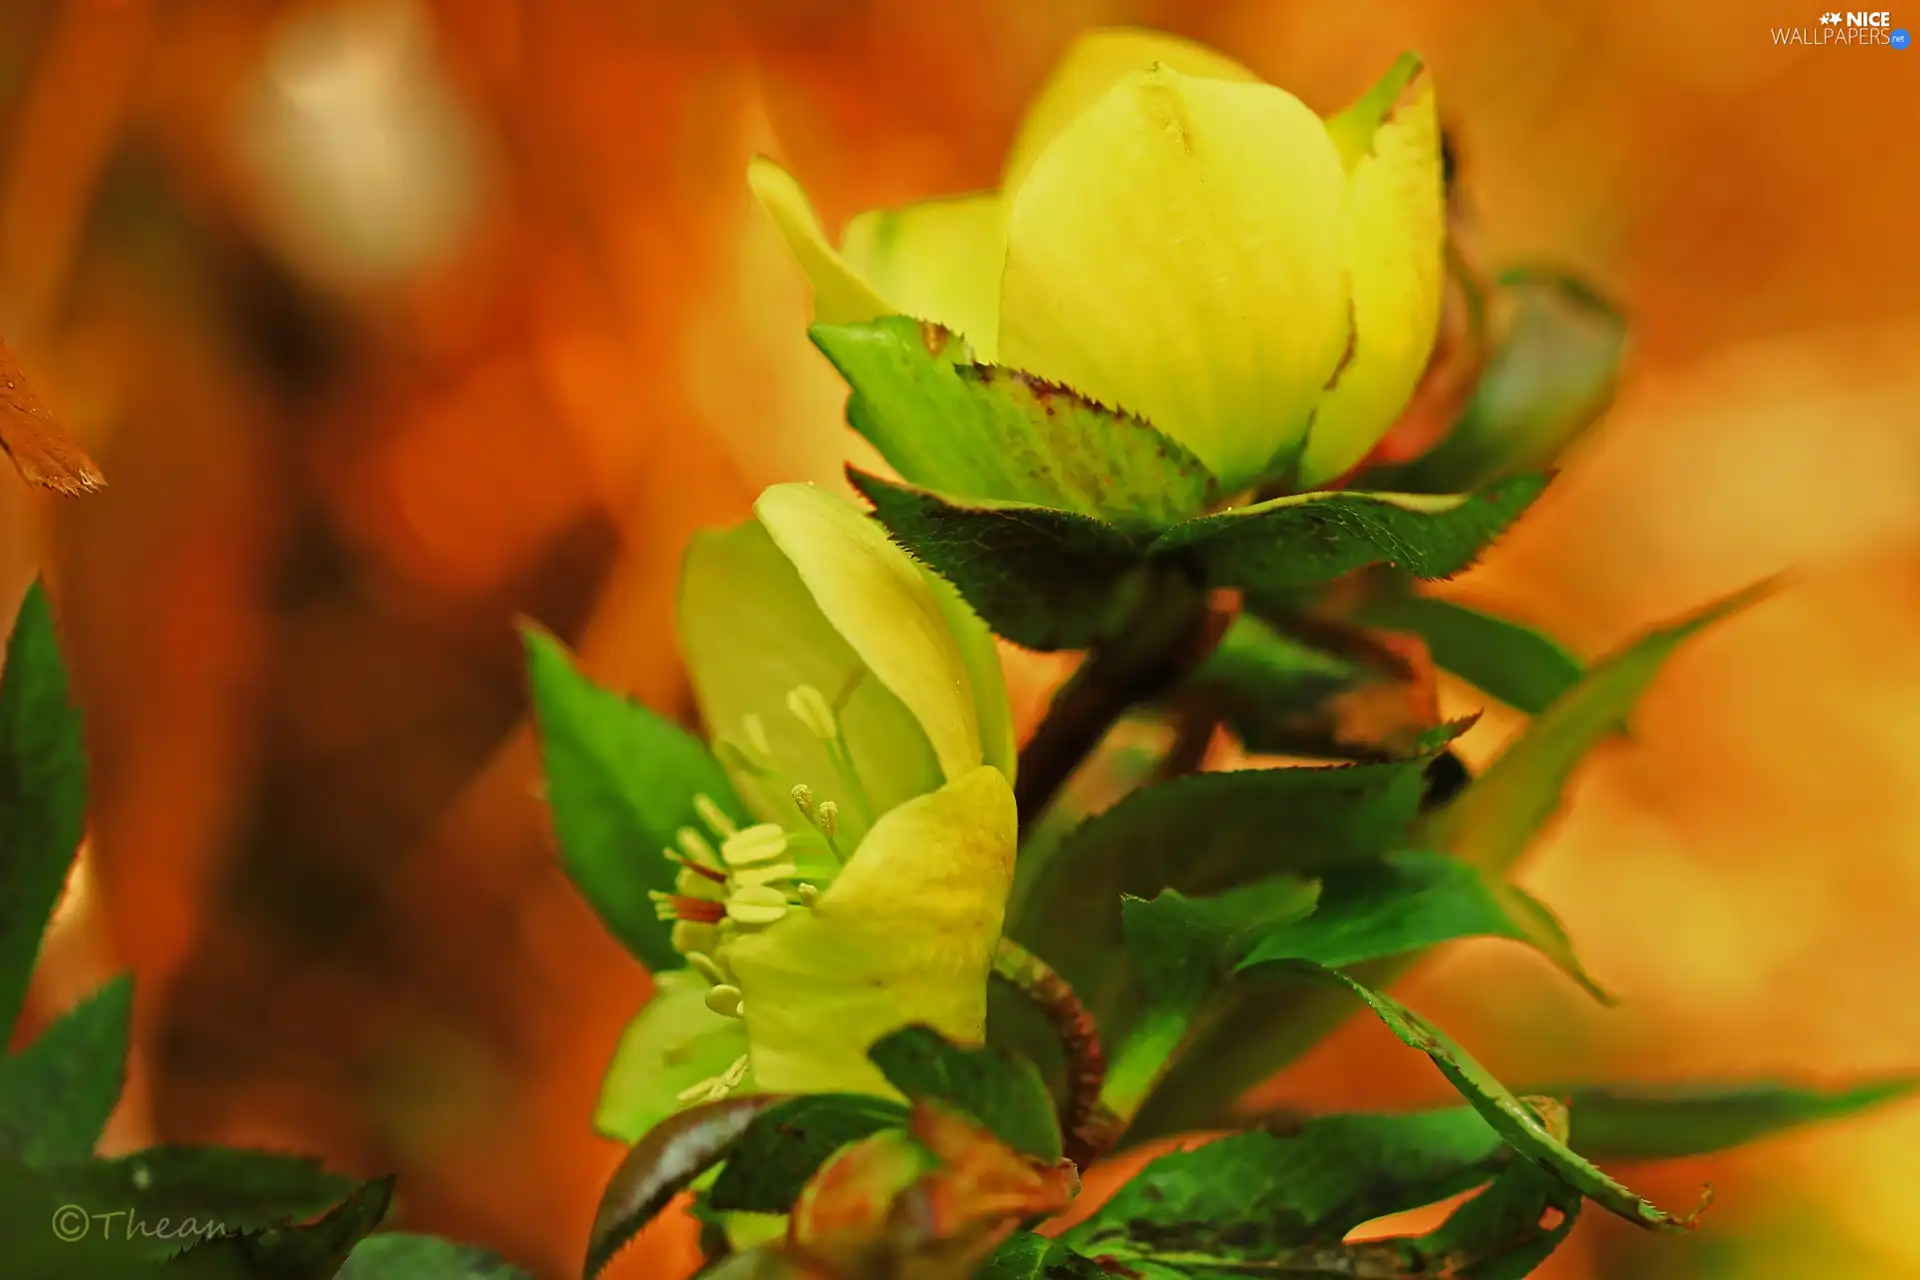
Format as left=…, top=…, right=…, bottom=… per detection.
left=1821, top=10, right=1842, bottom=21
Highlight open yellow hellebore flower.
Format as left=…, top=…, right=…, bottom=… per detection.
left=750, top=28, right=1443, bottom=494
left=597, top=484, right=1017, bottom=1142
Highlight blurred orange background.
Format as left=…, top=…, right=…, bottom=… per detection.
left=1, top=1, right=1917, bottom=1277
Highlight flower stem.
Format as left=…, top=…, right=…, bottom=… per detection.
left=993, top=936, right=1111, bottom=1169
left=1013, top=569, right=1227, bottom=838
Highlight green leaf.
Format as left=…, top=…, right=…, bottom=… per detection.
left=169, top=1175, right=394, bottom=1278
left=1237, top=852, right=1610, bottom=1002
left=1547, top=1079, right=1920, bottom=1162
left=523, top=625, right=745, bottom=971
left=1423, top=581, right=1774, bottom=875
left=45, top=1145, right=361, bottom=1252
left=1408, top=1155, right=1584, bottom=1280
left=1292, top=965, right=1705, bottom=1230
left=0, top=1152, right=190, bottom=1280
left=1149, top=475, right=1547, bottom=594
left=0, top=973, right=131, bottom=1163
left=866, top=1024, right=1062, bottom=1163
left=336, top=1233, right=537, bottom=1278
left=0, top=581, right=89, bottom=1038
left=1063, top=1109, right=1514, bottom=1263
left=812, top=316, right=1216, bottom=528
left=1378, top=268, right=1626, bottom=494
left=847, top=470, right=1151, bottom=651
left=706, top=1094, right=909, bottom=1214
left=1355, top=593, right=1582, bottom=716
left=1179, top=614, right=1360, bottom=754
left=978, top=1233, right=1112, bottom=1279
left=1011, top=761, right=1430, bottom=1044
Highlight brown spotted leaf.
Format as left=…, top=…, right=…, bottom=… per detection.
left=0, top=337, right=104, bottom=496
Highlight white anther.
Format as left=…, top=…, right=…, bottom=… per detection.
left=815, top=801, right=839, bottom=839
left=797, top=883, right=820, bottom=907
left=704, top=984, right=744, bottom=1018
left=693, top=793, right=737, bottom=838
left=786, top=684, right=839, bottom=741
left=726, top=884, right=790, bottom=926
left=686, top=951, right=728, bottom=985
left=790, top=783, right=815, bottom=819
left=730, top=861, right=798, bottom=891
left=742, top=713, right=772, bottom=757
left=720, top=823, right=789, bottom=868
left=677, top=826, right=721, bottom=868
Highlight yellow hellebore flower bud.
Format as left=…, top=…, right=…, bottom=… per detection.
left=597, top=484, right=1017, bottom=1143
left=750, top=28, right=1444, bottom=495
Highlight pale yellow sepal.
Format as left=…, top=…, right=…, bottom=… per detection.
left=840, top=193, right=1006, bottom=358
left=999, top=66, right=1350, bottom=493
left=747, top=155, right=892, bottom=326
left=722, top=764, right=1016, bottom=1097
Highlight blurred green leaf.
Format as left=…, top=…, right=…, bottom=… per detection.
left=1380, top=269, right=1626, bottom=493
left=1548, top=1079, right=1920, bottom=1162
left=336, top=1233, right=536, bottom=1278
left=169, top=1175, right=394, bottom=1279
left=867, top=1025, right=1061, bottom=1163
left=1179, top=614, right=1360, bottom=754
left=1148, top=475, right=1547, bottom=594
left=1423, top=581, right=1774, bottom=875
left=0, top=581, right=88, bottom=1038
left=1295, top=966, right=1704, bottom=1230
left=523, top=626, right=745, bottom=972
left=707, top=1094, right=909, bottom=1214
left=1408, top=1155, right=1584, bottom=1280
left=977, top=1234, right=1112, bottom=1279
left=0, top=973, right=130, bottom=1164
left=813, top=317, right=1215, bottom=527
left=847, top=470, right=1151, bottom=651
left=1355, top=594, right=1582, bottom=715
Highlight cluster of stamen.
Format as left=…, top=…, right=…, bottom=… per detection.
left=643, top=682, right=866, bottom=1106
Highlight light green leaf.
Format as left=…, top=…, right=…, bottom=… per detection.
left=1150, top=475, right=1547, bottom=593
left=0, top=973, right=131, bottom=1164
left=1293, top=965, right=1706, bottom=1230
left=812, top=316, right=1215, bottom=528
left=1356, top=593, right=1583, bottom=715
left=1549, top=1079, right=1920, bottom=1162
left=1408, top=1154, right=1584, bottom=1279
left=1424, top=580, right=1774, bottom=875
left=866, top=1024, right=1062, bottom=1163
left=0, top=581, right=88, bottom=1039
left=849, top=469, right=1152, bottom=651
left=524, top=626, right=743, bottom=971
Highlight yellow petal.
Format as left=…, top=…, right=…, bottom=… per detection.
left=1297, top=62, right=1446, bottom=488
left=1001, top=27, right=1260, bottom=194
left=679, top=518, right=943, bottom=849
left=840, top=193, right=1006, bottom=358
left=756, top=483, right=983, bottom=782
left=723, top=764, right=1016, bottom=1098
left=999, top=66, right=1351, bottom=493
left=747, top=154, right=892, bottom=325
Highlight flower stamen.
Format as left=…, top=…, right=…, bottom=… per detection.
left=650, top=891, right=726, bottom=924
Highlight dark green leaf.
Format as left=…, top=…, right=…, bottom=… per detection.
left=1355, top=594, right=1582, bottom=716
left=1379, top=269, right=1626, bottom=494
left=1423, top=580, right=1774, bottom=876
left=0, top=973, right=131, bottom=1163
left=1291, top=965, right=1705, bottom=1230
left=847, top=469, right=1150, bottom=651
left=336, top=1233, right=537, bottom=1278
left=588, top=1096, right=782, bottom=1280
left=1409, top=1156, right=1584, bottom=1280
left=1548, top=1079, right=1920, bottom=1162
left=978, top=1233, right=1112, bottom=1279
left=1179, top=614, right=1361, bottom=755
left=168, top=1175, right=393, bottom=1279
left=812, top=317, right=1215, bottom=527
left=1149, top=476, right=1547, bottom=594
left=706, top=1094, right=909, bottom=1213
left=1237, top=852, right=1610, bottom=1002
left=1063, top=1109, right=1513, bottom=1262
left=866, top=1025, right=1061, bottom=1163
left=1011, top=762, right=1430, bottom=1045
left=524, top=626, right=745, bottom=972
left=0, top=581, right=89, bottom=1037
